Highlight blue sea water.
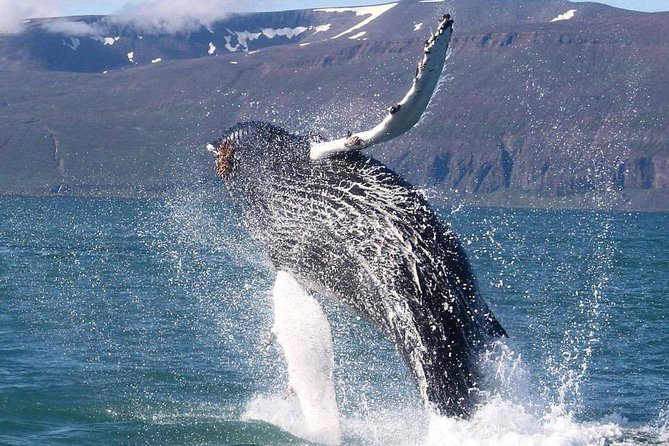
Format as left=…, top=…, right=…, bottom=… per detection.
left=1, top=195, right=667, bottom=445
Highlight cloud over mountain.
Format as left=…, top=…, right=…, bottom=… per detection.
left=110, top=0, right=247, bottom=34
left=0, top=0, right=253, bottom=36
left=0, top=0, right=64, bottom=34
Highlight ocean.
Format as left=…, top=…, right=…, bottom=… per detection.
left=1, top=195, right=667, bottom=445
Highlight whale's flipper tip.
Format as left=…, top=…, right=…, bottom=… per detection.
left=310, top=12, right=455, bottom=160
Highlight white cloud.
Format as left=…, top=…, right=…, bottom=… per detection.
left=108, top=0, right=246, bottom=34
left=0, top=0, right=251, bottom=36
left=0, top=0, right=64, bottom=34
left=43, top=18, right=102, bottom=36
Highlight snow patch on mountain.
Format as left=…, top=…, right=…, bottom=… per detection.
left=224, top=30, right=261, bottom=52
left=92, top=36, right=120, bottom=46
left=315, top=3, right=397, bottom=39
left=312, top=24, right=331, bottom=34
left=62, top=37, right=80, bottom=51
left=223, top=24, right=330, bottom=52
left=261, top=26, right=308, bottom=39
left=551, top=9, right=577, bottom=22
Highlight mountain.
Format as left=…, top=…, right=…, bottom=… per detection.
left=0, top=0, right=667, bottom=210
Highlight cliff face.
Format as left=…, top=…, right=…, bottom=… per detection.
left=385, top=10, right=669, bottom=209
left=0, top=0, right=667, bottom=210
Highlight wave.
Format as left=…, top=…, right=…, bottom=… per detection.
left=241, top=340, right=666, bottom=445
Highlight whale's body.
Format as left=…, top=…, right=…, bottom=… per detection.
left=207, top=15, right=507, bottom=441
left=214, top=122, right=506, bottom=418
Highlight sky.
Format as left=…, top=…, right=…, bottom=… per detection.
left=35, top=0, right=669, bottom=16
left=1, top=0, right=666, bottom=35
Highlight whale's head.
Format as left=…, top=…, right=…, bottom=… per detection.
left=207, top=121, right=308, bottom=180
left=207, top=121, right=311, bottom=211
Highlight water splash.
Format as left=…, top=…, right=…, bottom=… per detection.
left=143, top=181, right=663, bottom=446
left=426, top=404, right=622, bottom=446
left=238, top=338, right=629, bottom=445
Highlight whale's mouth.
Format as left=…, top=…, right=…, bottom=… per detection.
left=207, top=139, right=236, bottom=177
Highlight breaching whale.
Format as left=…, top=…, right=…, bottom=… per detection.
left=207, top=14, right=506, bottom=443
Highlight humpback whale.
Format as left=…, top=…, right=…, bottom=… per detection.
left=207, top=14, right=506, bottom=442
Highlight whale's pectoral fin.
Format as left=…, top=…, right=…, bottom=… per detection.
left=310, top=14, right=454, bottom=160
left=271, top=271, right=341, bottom=445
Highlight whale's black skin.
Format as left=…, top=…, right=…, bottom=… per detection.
left=211, top=121, right=506, bottom=418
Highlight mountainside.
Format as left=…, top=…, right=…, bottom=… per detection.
left=0, top=0, right=667, bottom=210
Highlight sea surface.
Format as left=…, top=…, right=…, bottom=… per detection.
left=1, top=195, right=667, bottom=445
